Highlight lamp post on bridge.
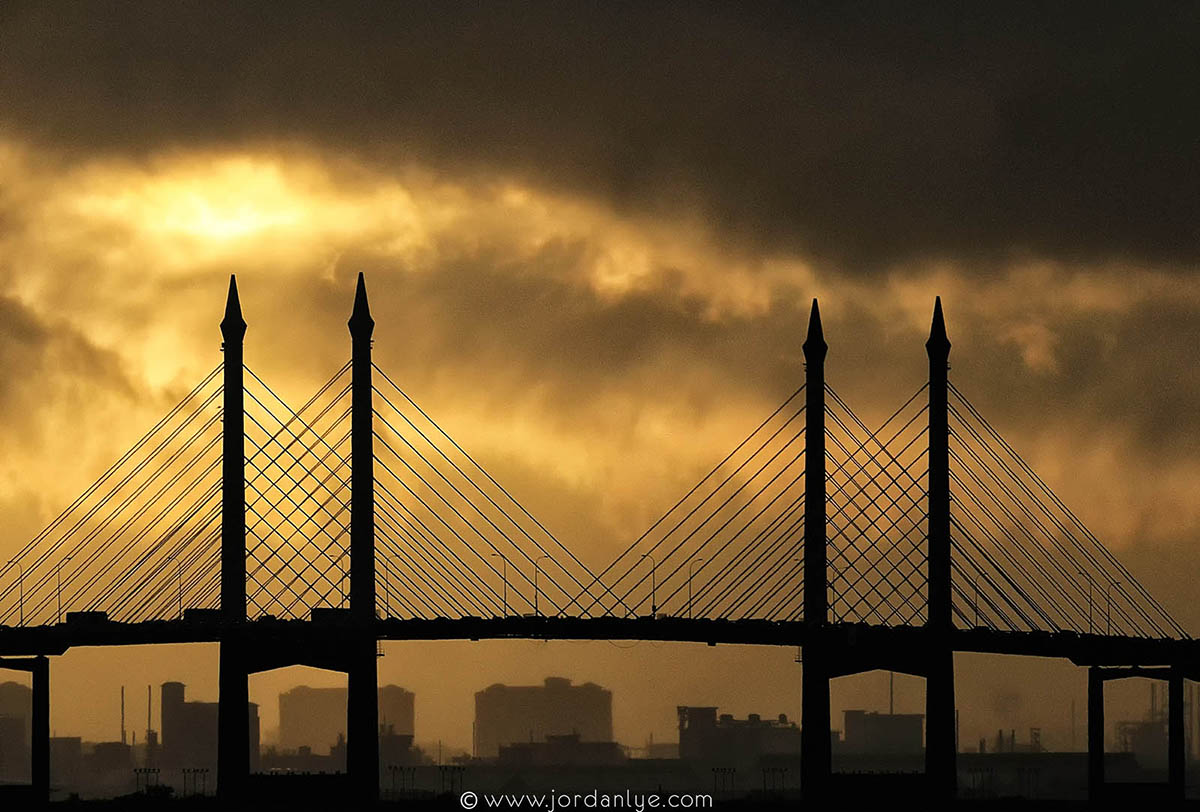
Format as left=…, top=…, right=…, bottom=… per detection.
left=56, top=555, right=72, bottom=624
left=168, top=554, right=183, bottom=620
left=972, top=577, right=979, bottom=628
left=688, top=558, right=705, bottom=619
left=534, top=554, right=550, bottom=617
left=1105, top=580, right=1121, bottom=636
left=490, top=552, right=508, bottom=616
left=1077, top=569, right=1094, bottom=633
left=821, top=558, right=840, bottom=621
left=640, top=553, right=656, bottom=618
left=5, top=559, right=22, bottom=626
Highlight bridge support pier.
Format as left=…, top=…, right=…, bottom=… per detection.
left=347, top=636, right=380, bottom=801
left=32, top=655, right=49, bottom=803
left=1087, top=666, right=1104, bottom=800
left=800, top=643, right=830, bottom=799
left=0, top=654, right=51, bottom=804
left=925, top=647, right=956, bottom=798
left=1170, top=668, right=1185, bottom=801
left=217, top=639, right=250, bottom=799
left=1089, top=665, right=1187, bottom=801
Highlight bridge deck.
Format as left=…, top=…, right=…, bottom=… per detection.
left=0, top=616, right=1194, bottom=670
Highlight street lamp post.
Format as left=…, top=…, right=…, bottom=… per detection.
left=1105, top=581, right=1121, bottom=636
left=1078, top=569, right=1094, bottom=633
left=534, top=555, right=550, bottom=617
left=5, top=559, right=22, bottom=626
left=490, top=553, right=508, bottom=616
left=57, top=556, right=72, bottom=624
left=972, top=577, right=979, bottom=628
left=688, top=558, right=706, bottom=619
left=170, top=556, right=183, bottom=620
left=382, top=555, right=390, bottom=619
left=640, top=553, right=656, bottom=617
left=823, top=559, right=839, bottom=621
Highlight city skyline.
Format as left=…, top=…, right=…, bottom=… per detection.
left=3, top=669, right=1194, bottom=803
left=2, top=1, right=1199, bottom=804
left=0, top=661, right=1184, bottom=761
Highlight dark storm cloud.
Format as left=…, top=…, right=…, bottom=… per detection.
left=2, top=1, right=1197, bottom=268
left=0, top=295, right=142, bottom=532
left=952, top=299, right=1200, bottom=461
left=337, top=247, right=805, bottom=399
left=0, top=295, right=135, bottom=421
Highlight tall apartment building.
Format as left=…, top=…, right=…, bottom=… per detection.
left=475, top=677, right=613, bottom=759
left=278, top=684, right=414, bottom=753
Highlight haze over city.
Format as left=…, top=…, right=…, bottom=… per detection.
left=2, top=1, right=1199, bottom=805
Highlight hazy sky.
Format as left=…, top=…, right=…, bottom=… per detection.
left=1, top=2, right=1199, bottom=751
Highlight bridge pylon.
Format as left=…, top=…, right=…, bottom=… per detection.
left=217, top=276, right=250, bottom=799
left=925, top=297, right=957, bottom=798
left=347, top=271, right=380, bottom=802
left=800, top=299, right=831, bottom=799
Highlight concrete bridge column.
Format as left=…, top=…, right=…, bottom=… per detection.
left=217, top=640, right=249, bottom=797
left=32, top=655, right=49, bottom=803
left=217, top=276, right=249, bottom=799
left=347, top=638, right=380, bottom=799
left=348, top=273, right=380, bottom=801
left=1088, top=666, right=1104, bottom=801
left=800, top=300, right=830, bottom=800
left=925, top=298, right=957, bottom=798
left=0, top=655, right=50, bottom=803
left=1170, top=668, right=1185, bottom=801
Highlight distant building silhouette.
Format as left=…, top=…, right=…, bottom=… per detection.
left=49, top=736, right=82, bottom=790
left=0, top=681, right=31, bottom=782
left=643, top=739, right=680, bottom=760
left=840, top=709, right=924, bottom=755
left=677, top=706, right=802, bottom=767
left=161, top=682, right=259, bottom=773
left=278, top=684, right=414, bottom=754
left=0, top=714, right=27, bottom=781
left=498, top=732, right=625, bottom=766
left=378, top=685, right=415, bottom=737
left=88, top=741, right=132, bottom=781
left=278, top=686, right=343, bottom=755
left=379, top=723, right=424, bottom=769
left=44, top=738, right=134, bottom=798
left=475, top=677, right=612, bottom=759
left=1116, top=681, right=1171, bottom=769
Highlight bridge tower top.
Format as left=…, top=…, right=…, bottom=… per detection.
left=348, top=271, right=374, bottom=339
left=926, top=295, right=950, bottom=362
left=802, top=298, right=827, bottom=362
left=220, top=275, right=247, bottom=342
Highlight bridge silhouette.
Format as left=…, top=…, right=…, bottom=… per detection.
left=1, top=276, right=1195, bottom=803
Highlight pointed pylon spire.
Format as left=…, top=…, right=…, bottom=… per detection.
left=926, top=296, right=950, bottom=358
left=220, top=275, right=246, bottom=341
left=347, top=272, right=374, bottom=338
left=802, top=298, right=827, bottom=360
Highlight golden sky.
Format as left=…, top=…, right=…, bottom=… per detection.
left=2, top=2, right=1199, bottom=752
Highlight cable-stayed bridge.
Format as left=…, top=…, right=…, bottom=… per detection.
left=0, top=277, right=1195, bottom=803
